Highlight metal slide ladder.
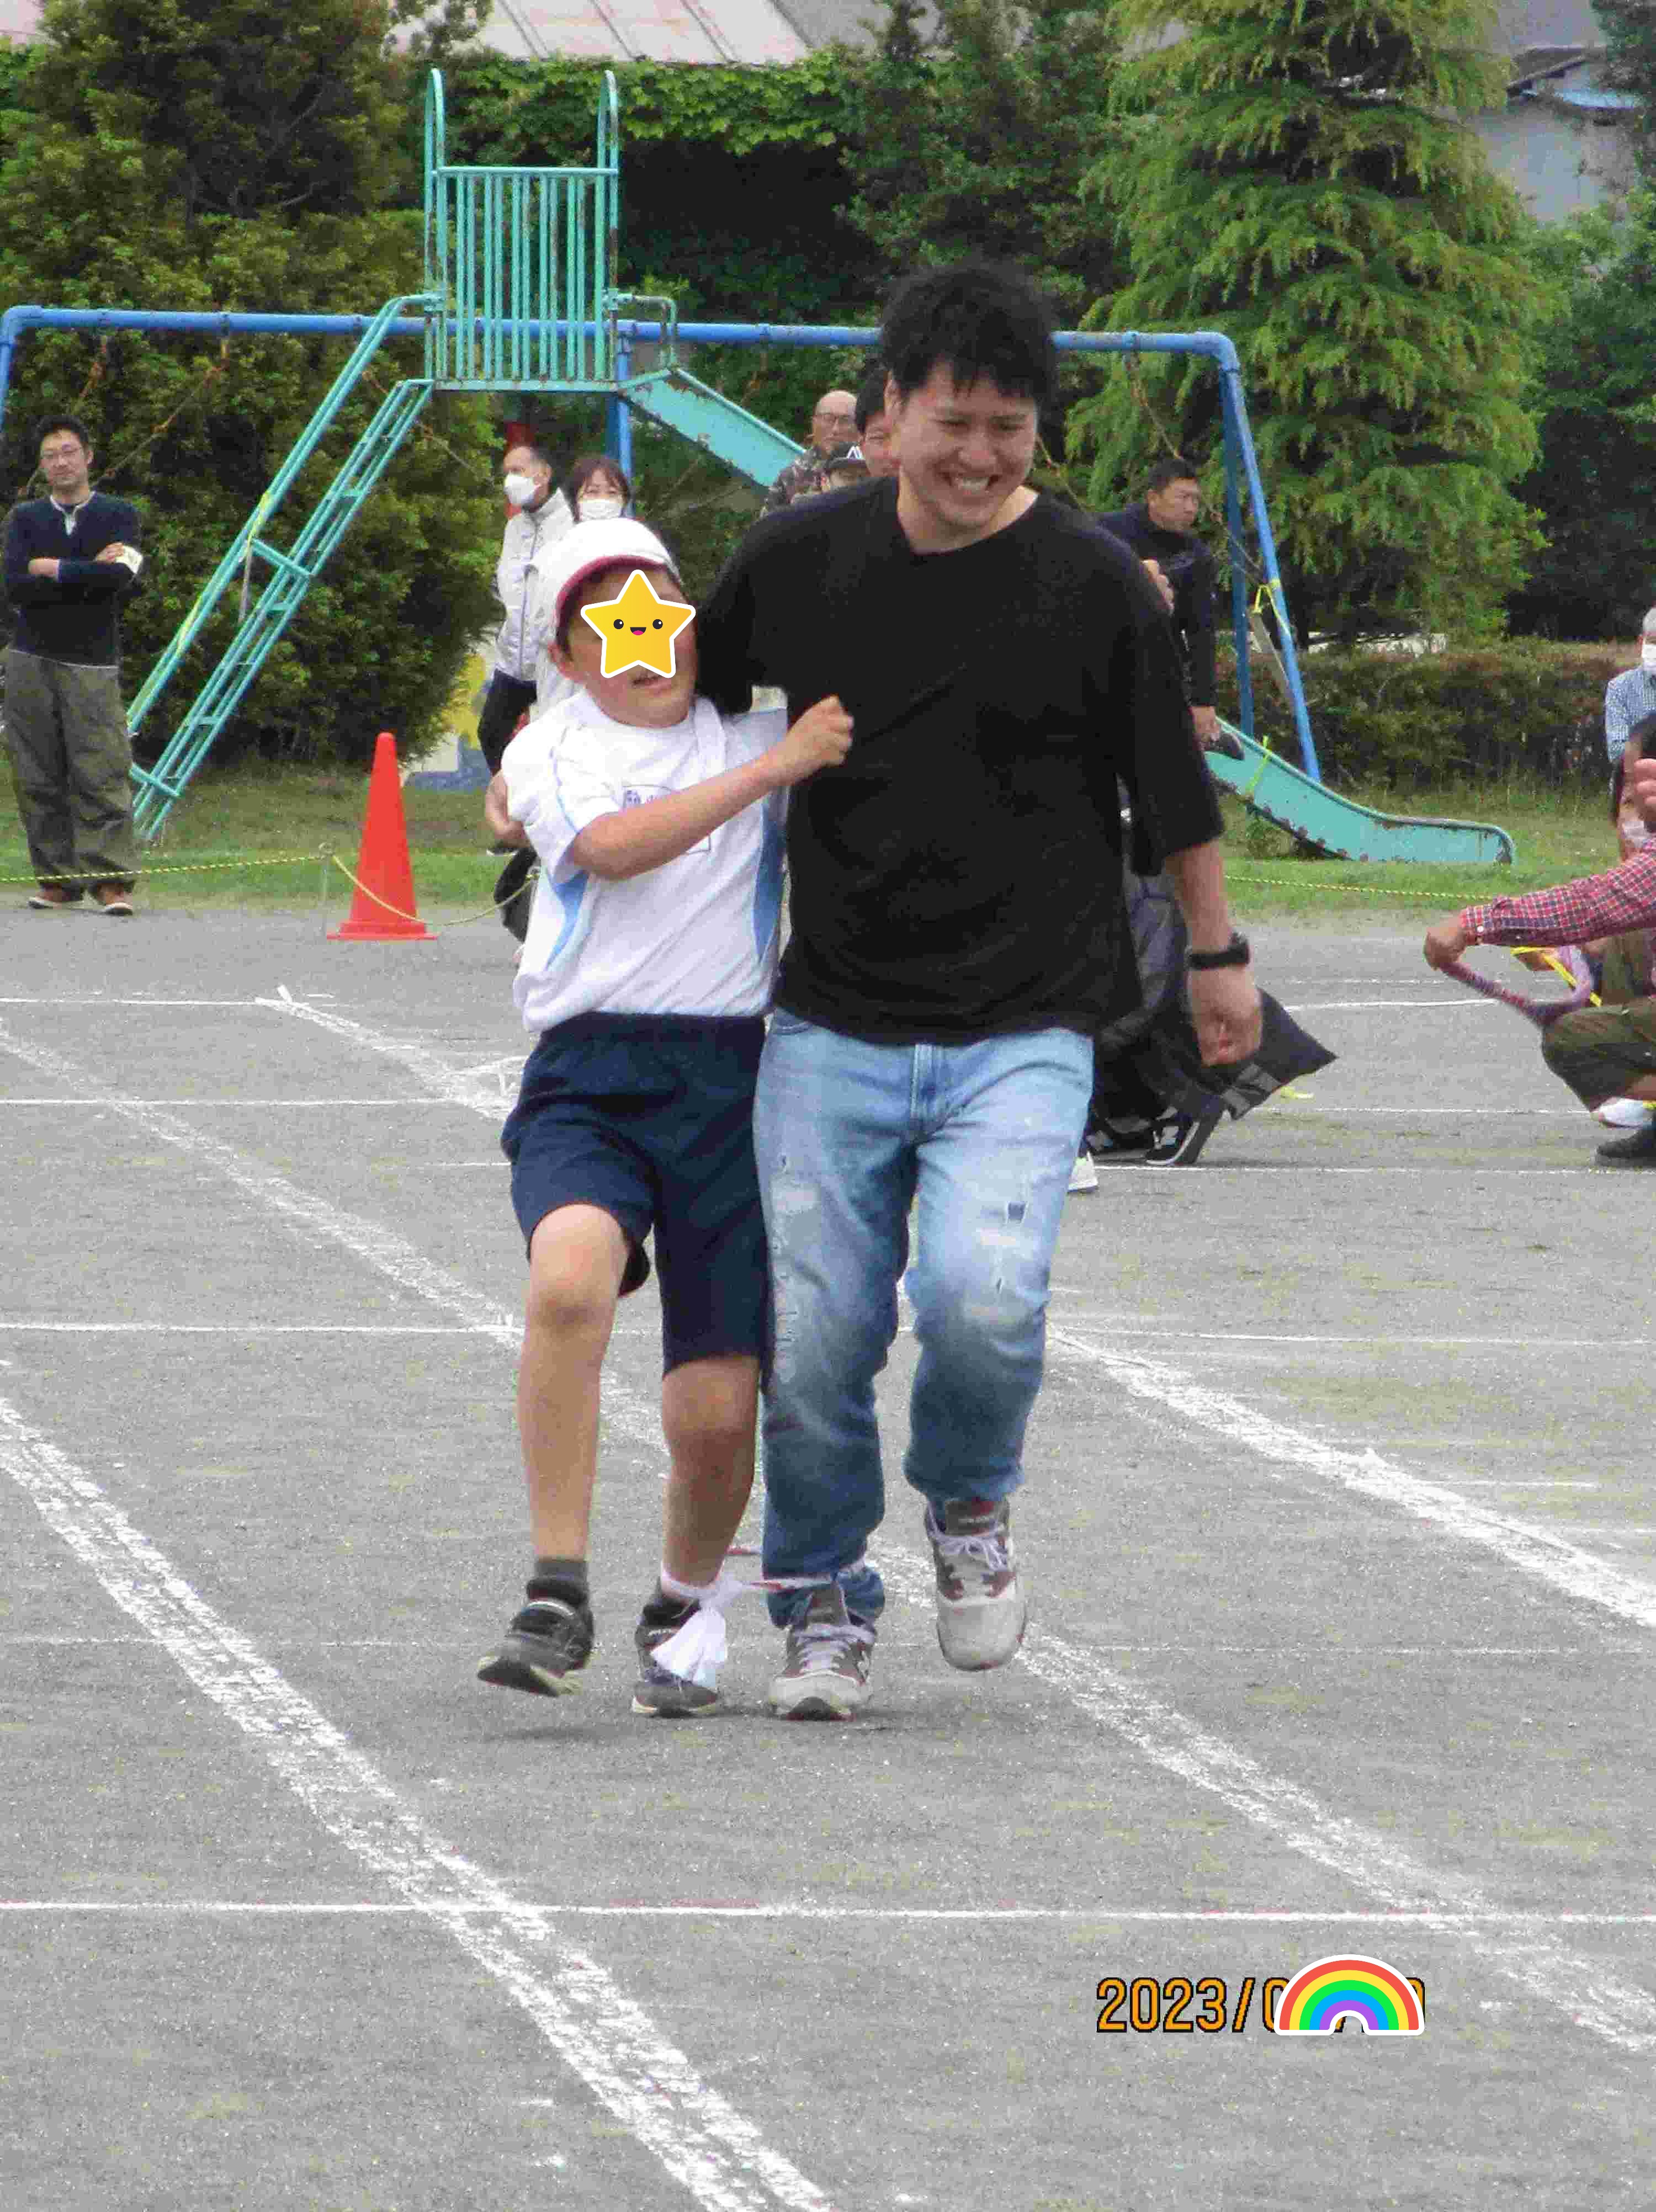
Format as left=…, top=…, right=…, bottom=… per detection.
left=129, top=299, right=436, bottom=834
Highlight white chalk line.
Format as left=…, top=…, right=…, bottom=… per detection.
left=0, top=1019, right=527, bottom=1357
left=1045, top=1323, right=1622, bottom=1354
left=847, top=1548, right=1656, bottom=2053
left=0, top=1096, right=446, bottom=1108
left=24, top=990, right=1654, bottom=2058
left=258, top=992, right=517, bottom=1121
left=0, top=995, right=269, bottom=1008
left=4, top=1634, right=1620, bottom=1658
left=1099, top=1165, right=1589, bottom=1178
left=1282, top=998, right=1499, bottom=1012
left=1276, top=1105, right=1578, bottom=1118
left=0, top=1321, right=487, bottom=1335
left=0, top=1391, right=835, bottom=2212
left=1045, top=1323, right=1656, bottom=1635
left=6, top=1899, right=1656, bottom=1928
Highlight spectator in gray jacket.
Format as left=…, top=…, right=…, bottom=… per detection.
left=478, top=442, right=573, bottom=773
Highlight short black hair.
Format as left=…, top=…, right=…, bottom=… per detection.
left=880, top=262, right=1058, bottom=413
left=35, top=413, right=93, bottom=457
left=562, top=451, right=632, bottom=514
left=1145, top=455, right=1200, bottom=494
left=854, top=366, right=888, bottom=433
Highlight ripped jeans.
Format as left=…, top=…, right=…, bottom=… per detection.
left=753, top=1011, right=1092, bottom=1625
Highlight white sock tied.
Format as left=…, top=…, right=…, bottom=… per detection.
left=651, top=1555, right=842, bottom=1688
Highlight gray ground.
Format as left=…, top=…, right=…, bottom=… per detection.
left=2, top=907, right=1653, bottom=2212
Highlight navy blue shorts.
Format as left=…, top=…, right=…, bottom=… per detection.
left=501, top=1013, right=769, bottom=1375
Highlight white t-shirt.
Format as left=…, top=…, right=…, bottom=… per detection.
left=503, top=693, right=788, bottom=1034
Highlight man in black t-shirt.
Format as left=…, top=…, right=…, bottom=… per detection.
left=1098, top=457, right=1236, bottom=756
left=698, top=262, right=1260, bottom=1721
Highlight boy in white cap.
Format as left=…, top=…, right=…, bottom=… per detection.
left=477, top=519, right=852, bottom=1715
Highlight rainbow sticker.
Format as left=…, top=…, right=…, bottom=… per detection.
left=1274, top=1955, right=1424, bottom=2035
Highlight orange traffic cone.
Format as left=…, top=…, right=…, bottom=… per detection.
left=328, top=731, right=436, bottom=942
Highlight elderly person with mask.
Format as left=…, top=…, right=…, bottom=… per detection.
left=1605, top=608, right=1656, bottom=772
left=477, top=441, right=574, bottom=775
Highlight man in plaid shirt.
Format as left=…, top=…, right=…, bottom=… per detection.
left=1426, top=716, right=1656, bottom=1161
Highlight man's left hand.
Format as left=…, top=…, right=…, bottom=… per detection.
left=26, top=557, right=60, bottom=579
left=1187, top=965, right=1262, bottom=1064
left=1423, top=917, right=1470, bottom=971
left=1190, top=705, right=1222, bottom=748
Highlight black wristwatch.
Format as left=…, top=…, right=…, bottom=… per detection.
left=1187, top=930, right=1250, bottom=971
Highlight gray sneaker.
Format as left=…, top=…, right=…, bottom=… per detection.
left=768, top=1585, right=875, bottom=1721
left=925, top=1497, right=1026, bottom=1671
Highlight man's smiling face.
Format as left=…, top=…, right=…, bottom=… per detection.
left=888, top=365, right=1038, bottom=552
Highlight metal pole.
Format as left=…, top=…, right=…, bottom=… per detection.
left=1219, top=375, right=1254, bottom=743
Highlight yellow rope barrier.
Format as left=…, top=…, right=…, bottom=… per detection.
left=1, top=848, right=538, bottom=927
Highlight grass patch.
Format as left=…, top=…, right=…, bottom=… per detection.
left=0, top=763, right=1617, bottom=926
left=1220, top=778, right=1613, bottom=923
left=0, top=761, right=504, bottom=919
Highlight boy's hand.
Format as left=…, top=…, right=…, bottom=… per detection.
left=766, top=695, right=853, bottom=788
left=1423, top=916, right=1471, bottom=970
left=485, top=771, right=528, bottom=848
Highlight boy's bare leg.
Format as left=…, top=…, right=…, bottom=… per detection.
left=659, top=1354, right=760, bottom=1587
left=518, top=1205, right=630, bottom=1557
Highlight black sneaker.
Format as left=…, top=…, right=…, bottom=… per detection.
left=631, top=1592, right=720, bottom=1718
left=476, top=1596, right=594, bottom=1696
left=1146, top=1102, right=1225, bottom=1166
left=1595, top=1124, right=1656, bottom=1165
left=1087, top=1115, right=1154, bottom=1158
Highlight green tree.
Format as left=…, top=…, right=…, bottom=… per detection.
left=841, top=0, right=1127, bottom=325
left=1508, top=200, right=1656, bottom=640
left=1069, top=0, right=1553, bottom=640
left=0, top=0, right=501, bottom=770
left=1597, top=0, right=1656, bottom=183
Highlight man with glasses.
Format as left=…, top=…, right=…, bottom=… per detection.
left=760, top=389, right=860, bottom=516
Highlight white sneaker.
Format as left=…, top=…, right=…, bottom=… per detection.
left=1594, top=1098, right=1656, bottom=1129
left=1067, top=1150, right=1098, bottom=1194
left=924, top=1498, right=1026, bottom=1671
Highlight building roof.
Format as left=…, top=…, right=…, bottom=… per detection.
left=482, top=0, right=811, bottom=63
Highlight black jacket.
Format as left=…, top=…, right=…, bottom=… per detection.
left=1096, top=500, right=1216, bottom=709
left=4, top=492, right=144, bottom=665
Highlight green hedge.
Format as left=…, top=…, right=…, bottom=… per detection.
left=1214, top=639, right=1629, bottom=793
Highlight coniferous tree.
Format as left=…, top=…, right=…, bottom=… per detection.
left=843, top=0, right=1127, bottom=327
left=1068, top=0, right=1552, bottom=639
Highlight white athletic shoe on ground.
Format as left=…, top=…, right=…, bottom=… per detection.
left=1067, top=1150, right=1098, bottom=1194
left=1594, top=1097, right=1656, bottom=1129
left=768, top=1586, right=876, bottom=1720
left=924, top=1498, right=1027, bottom=1670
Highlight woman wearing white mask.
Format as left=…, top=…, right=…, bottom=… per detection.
left=562, top=453, right=633, bottom=524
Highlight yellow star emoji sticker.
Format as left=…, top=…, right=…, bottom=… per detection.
left=580, top=568, right=695, bottom=678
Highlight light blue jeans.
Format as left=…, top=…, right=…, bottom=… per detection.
left=753, top=1011, right=1092, bottom=1626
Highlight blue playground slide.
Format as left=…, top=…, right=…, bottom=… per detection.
left=1207, top=722, right=1515, bottom=865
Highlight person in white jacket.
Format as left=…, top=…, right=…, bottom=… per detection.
left=477, top=442, right=574, bottom=772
